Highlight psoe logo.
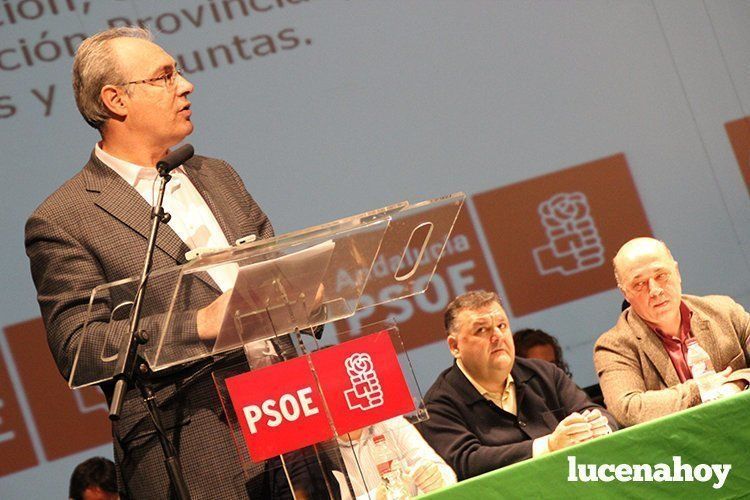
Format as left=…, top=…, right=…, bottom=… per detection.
left=567, top=456, right=731, bottom=490
left=343, top=353, right=383, bottom=411
left=533, top=192, right=605, bottom=276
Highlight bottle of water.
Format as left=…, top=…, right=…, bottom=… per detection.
left=686, top=338, right=720, bottom=402
left=372, top=433, right=408, bottom=499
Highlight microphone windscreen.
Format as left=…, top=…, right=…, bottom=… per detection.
left=156, top=144, right=195, bottom=174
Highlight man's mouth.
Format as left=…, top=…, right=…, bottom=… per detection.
left=179, top=103, right=192, bottom=115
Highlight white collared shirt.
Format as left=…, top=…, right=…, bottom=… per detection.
left=456, top=360, right=552, bottom=458
left=457, top=359, right=517, bottom=415
left=335, top=417, right=456, bottom=499
left=95, top=144, right=236, bottom=291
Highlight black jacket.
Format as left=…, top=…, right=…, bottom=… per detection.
left=418, top=357, right=618, bottom=480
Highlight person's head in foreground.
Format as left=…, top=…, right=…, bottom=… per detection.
left=69, top=457, right=119, bottom=500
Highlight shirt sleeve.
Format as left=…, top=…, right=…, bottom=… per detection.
left=532, top=435, right=551, bottom=458
left=388, top=417, right=457, bottom=488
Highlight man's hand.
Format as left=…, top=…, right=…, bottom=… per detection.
left=196, top=289, right=233, bottom=341
left=373, top=484, right=388, bottom=500
left=548, top=412, right=594, bottom=452
left=581, top=409, right=612, bottom=438
left=695, top=367, right=733, bottom=401
left=407, top=459, right=447, bottom=493
left=709, top=366, right=733, bottom=386
left=717, top=379, right=747, bottom=398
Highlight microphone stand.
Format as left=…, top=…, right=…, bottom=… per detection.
left=109, top=162, right=191, bottom=500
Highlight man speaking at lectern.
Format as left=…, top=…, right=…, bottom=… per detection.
left=24, top=27, right=311, bottom=499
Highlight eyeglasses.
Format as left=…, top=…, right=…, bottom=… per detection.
left=629, top=271, right=671, bottom=293
left=124, top=66, right=184, bottom=89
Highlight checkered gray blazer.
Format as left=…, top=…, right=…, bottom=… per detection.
left=26, top=151, right=274, bottom=499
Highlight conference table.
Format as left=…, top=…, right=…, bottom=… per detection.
left=422, top=390, right=750, bottom=498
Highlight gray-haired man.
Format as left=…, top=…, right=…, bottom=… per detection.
left=25, top=28, right=313, bottom=499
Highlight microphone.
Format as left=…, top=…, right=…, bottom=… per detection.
left=156, top=143, right=194, bottom=175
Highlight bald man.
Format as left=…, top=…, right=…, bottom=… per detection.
left=594, top=237, right=750, bottom=426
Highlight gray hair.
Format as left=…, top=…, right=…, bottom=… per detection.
left=444, top=290, right=502, bottom=335
left=72, top=27, right=152, bottom=130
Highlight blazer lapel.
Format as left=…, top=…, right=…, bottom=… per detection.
left=690, top=312, right=721, bottom=368
left=512, top=364, right=532, bottom=413
left=84, top=154, right=191, bottom=264
left=630, top=312, right=680, bottom=388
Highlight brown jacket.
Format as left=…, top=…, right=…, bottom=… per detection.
left=594, top=294, right=750, bottom=427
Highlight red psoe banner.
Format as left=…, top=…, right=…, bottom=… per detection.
left=225, top=355, right=332, bottom=462
left=225, top=331, right=415, bottom=462
left=310, top=330, right=415, bottom=436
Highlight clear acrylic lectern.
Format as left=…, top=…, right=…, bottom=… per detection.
left=70, top=192, right=465, bottom=498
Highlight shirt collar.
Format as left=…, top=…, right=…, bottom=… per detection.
left=456, top=359, right=514, bottom=399
left=95, top=142, right=185, bottom=188
left=649, top=301, right=693, bottom=343
left=337, top=426, right=374, bottom=448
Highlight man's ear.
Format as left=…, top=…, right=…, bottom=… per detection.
left=100, top=84, right=128, bottom=119
left=447, top=335, right=459, bottom=358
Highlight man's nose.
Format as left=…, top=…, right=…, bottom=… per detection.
left=648, top=278, right=663, bottom=297
left=176, top=72, right=194, bottom=95
left=490, top=327, right=502, bottom=343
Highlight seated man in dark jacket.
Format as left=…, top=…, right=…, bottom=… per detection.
left=419, top=290, right=617, bottom=480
